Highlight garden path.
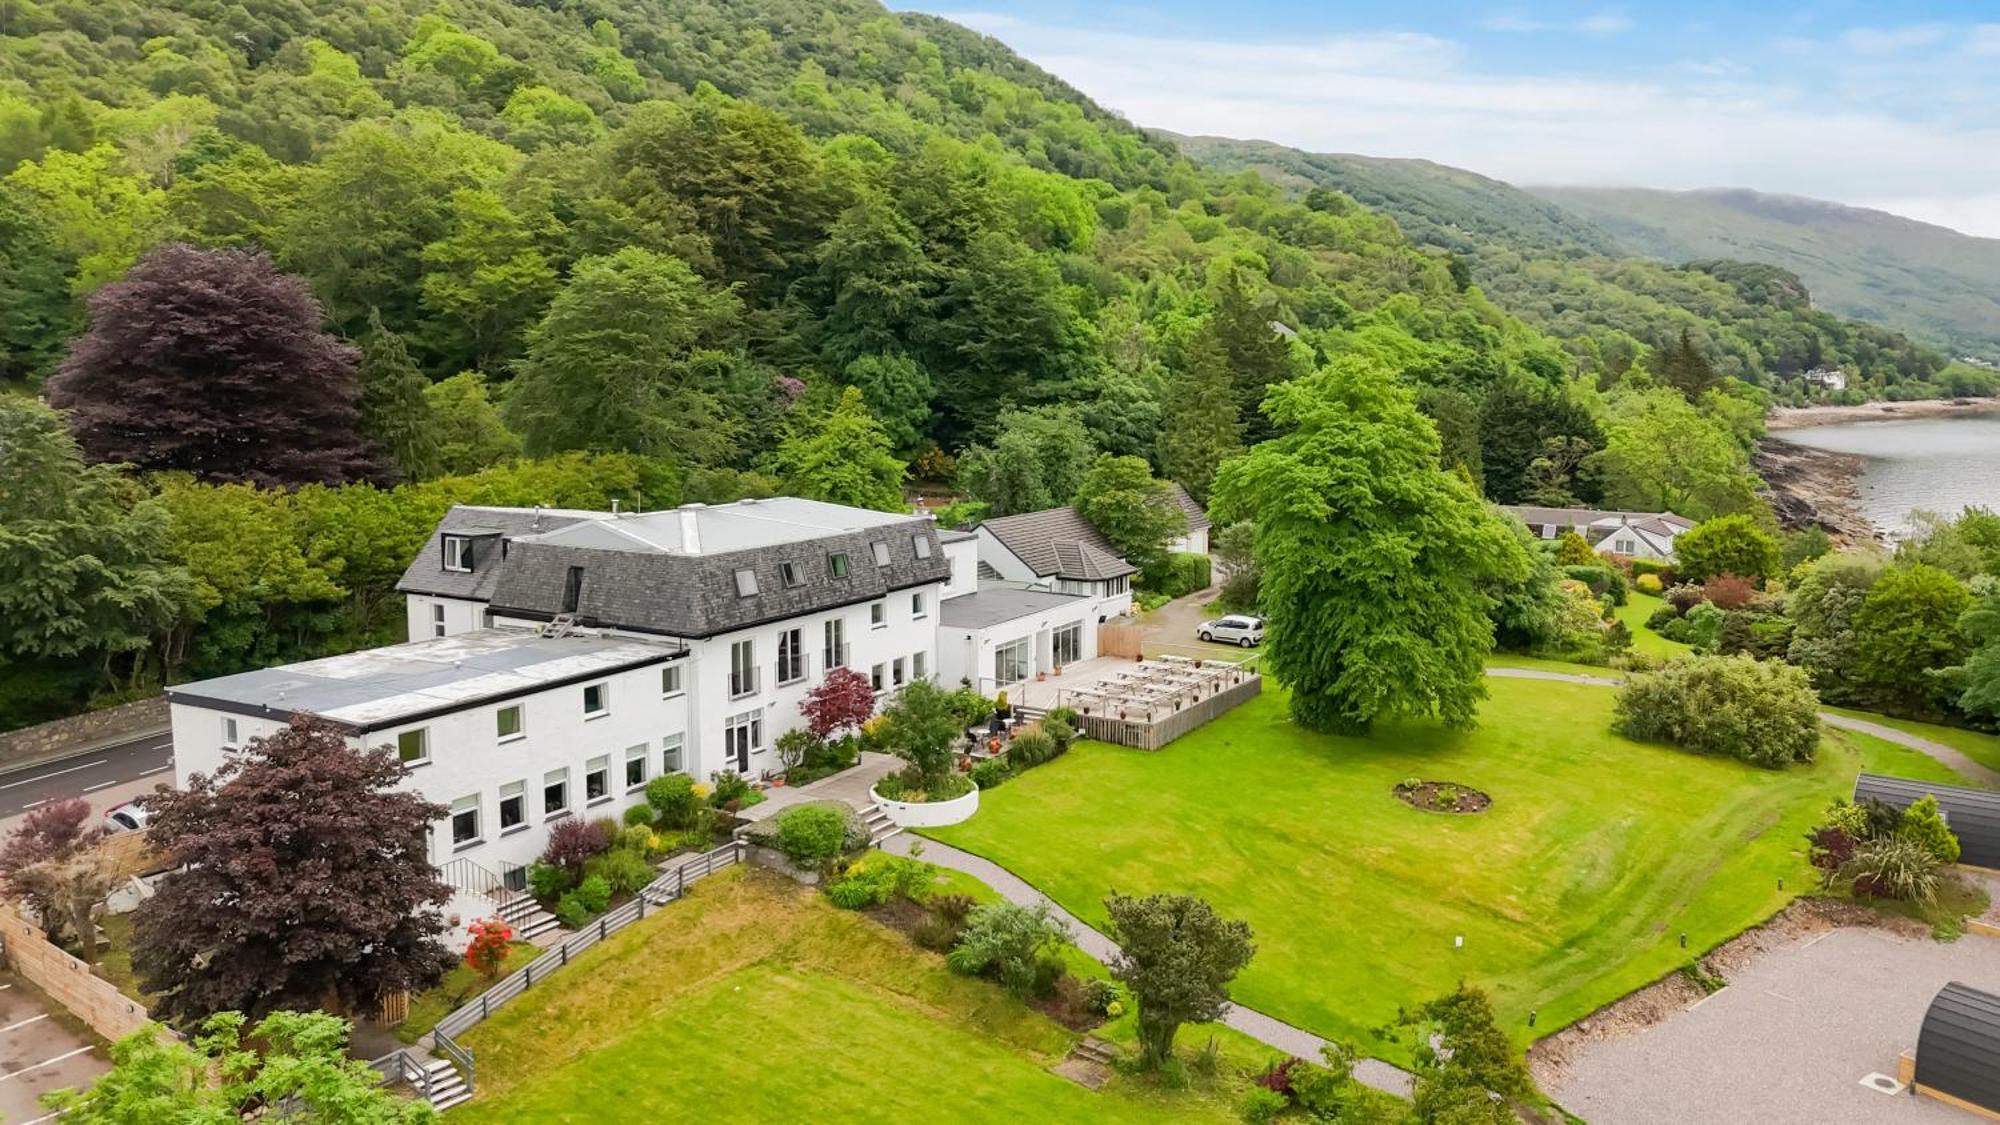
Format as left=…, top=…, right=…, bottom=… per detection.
left=879, top=835, right=1416, bottom=1098
left=1484, top=667, right=2000, bottom=787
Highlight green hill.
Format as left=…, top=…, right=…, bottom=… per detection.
left=1530, top=187, right=2000, bottom=361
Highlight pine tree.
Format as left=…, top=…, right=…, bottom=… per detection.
left=1209, top=269, right=1299, bottom=444
left=1654, top=326, right=1720, bottom=400
left=355, top=309, right=440, bottom=482
left=1156, top=325, right=1242, bottom=502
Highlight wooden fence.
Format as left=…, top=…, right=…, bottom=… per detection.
left=1098, top=625, right=1144, bottom=660
left=0, top=901, right=151, bottom=1042
left=1072, top=675, right=1263, bottom=751
left=422, top=840, right=747, bottom=1094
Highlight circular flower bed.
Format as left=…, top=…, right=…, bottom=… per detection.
left=1393, top=779, right=1491, bottom=814
left=871, top=778, right=980, bottom=828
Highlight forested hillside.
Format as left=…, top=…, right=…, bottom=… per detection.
left=0, top=0, right=1777, bottom=726
left=1179, top=136, right=1992, bottom=403
left=1529, top=186, right=2000, bottom=362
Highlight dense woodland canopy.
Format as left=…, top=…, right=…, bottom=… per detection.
left=0, top=0, right=1965, bottom=730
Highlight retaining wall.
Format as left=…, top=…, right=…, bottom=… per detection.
left=0, top=697, right=168, bottom=772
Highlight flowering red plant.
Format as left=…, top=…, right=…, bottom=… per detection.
left=464, top=917, right=514, bottom=980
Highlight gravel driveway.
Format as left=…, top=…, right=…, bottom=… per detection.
left=1550, top=926, right=2000, bottom=1124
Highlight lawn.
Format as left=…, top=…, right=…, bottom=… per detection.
left=1615, top=592, right=1693, bottom=659
left=453, top=867, right=1265, bottom=1123
left=925, top=676, right=1956, bottom=1062
left=395, top=940, right=541, bottom=1043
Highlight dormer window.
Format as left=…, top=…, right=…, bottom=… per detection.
left=828, top=552, right=850, bottom=579
left=442, top=535, right=473, bottom=573
left=779, top=561, right=804, bottom=588
left=871, top=541, right=891, bottom=567
left=913, top=536, right=932, bottom=560
left=734, top=568, right=758, bottom=597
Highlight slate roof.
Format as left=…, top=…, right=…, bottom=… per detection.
left=1501, top=506, right=1694, bottom=534
left=977, top=506, right=1138, bottom=581
left=396, top=506, right=608, bottom=600
left=166, top=629, right=682, bottom=731
left=1915, top=983, right=2000, bottom=1112
left=937, top=528, right=979, bottom=544
left=1167, top=483, right=1212, bottom=533
left=1854, top=774, right=2000, bottom=870
left=938, top=586, right=1091, bottom=629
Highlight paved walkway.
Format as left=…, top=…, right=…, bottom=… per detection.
left=733, top=752, right=903, bottom=824
left=881, top=835, right=1414, bottom=1098
left=1486, top=667, right=2000, bottom=787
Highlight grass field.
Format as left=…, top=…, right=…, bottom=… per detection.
left=1616, top=592, right=1693, bottom=659
left=454, top=867, right=1267, bottom=1123
left=926, top=676, right=1962, bottom=1061
left=395, top=941, right=540, bottom=1043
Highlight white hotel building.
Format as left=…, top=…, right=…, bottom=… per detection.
left=166, top=497, right=1118, bottom=903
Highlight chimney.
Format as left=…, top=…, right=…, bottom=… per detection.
left=531, top=505, right=543, bottom=531
left=678, top=502, right=706, bottom=553
left=610, top=498, right=622, bottom=515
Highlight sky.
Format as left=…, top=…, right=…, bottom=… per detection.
left=898, top=1, right=2000, bottom=237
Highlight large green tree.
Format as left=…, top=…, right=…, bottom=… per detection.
left=504, top=247, right=738, bottom=464
left=1674, top=514, right=1782, bottom=584
left=1073, top=454, right=1186, bottom=575
left=1155, top=324, right=1242, bottom=502
left=355, top=309, right=441, bottom=482
left=1104, top=892, right=1254, bottom=1069
left=1213, top=357, right=1529, bottom=734
left=1591, top=387, right=1755, bottom=518
left=955, top=404, right=1098, bottom=517
left=768, top=386, right=907, bottom=512
left=1852, top=563, right=1971, bottom=716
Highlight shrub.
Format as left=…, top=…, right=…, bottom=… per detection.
left=583, top=847, right=655, bottom=896
left=817, top=735, right=861, bottom=771
left=773, top=805, right=848, bottom=870
left=1564, top=564, right=1627, bottom=606
left=1143, top=552, right=1212, bottom=600
left=710, top=771, right=751, bottom=807
left=1630, top=557, right=1676, bottom=585
left=801, top=666, right=875, bottom=738
left=1664, top=583, right=1706, bottom=613
left=971, top=758, right=1012, bottom=789
left=1044, top=704, right=1080, bottom=729
left=945, top=902, right=1072, bottom=996
left=1254, top=1056, right=1303, bottom=1098
left=646, top=773, right=699, bottom=829
left=912, top=915, right=961, bottom=951
left=617, top=823, right=655, bottom=854
left=1859, top=797, right=1906, bottom=840
left=1703, top=573, right=1758, bottom=611
left=555, top=874, right=613, bottom=926
left=1645, top=604, right=1679, bottom=630
left=1635, top=572, right=1663, bottom=595
left=1896, top=794, right=1961, bottom=865
left=1240, top=1086, right=1288, bottom=1124
left=1679, top=601, right=1726, bottom=649
left=775, top=728, right=823, bottom=774
left=1082, top=978, right=1119, bottom=1016
left=621, top=803, right=655, bottom=828
left=541, top=816, right=613, bottom=874
left=526, top=861, right=571, bottom=902
left=1676, top=514, right=1781, bottom=584
left=1612, top=654, right=1821, bottom=768
left=1842, top=837, right=1941, bottom=904
left=1041, top=714, right=1076, bottom=751
left=1009, top=729, right=1059, bottom=768
left=824, top=854, right=936, bottom=910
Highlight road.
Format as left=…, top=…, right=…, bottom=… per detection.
left=0, top=733, right=173, bottom=826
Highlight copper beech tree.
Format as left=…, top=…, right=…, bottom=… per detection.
left=132, top=717, right=452, bottom=1025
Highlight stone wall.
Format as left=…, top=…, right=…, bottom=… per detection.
left=0, top=696, right=168, bottom=772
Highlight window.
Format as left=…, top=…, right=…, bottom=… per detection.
left=779, top=560, right=804, bottom=588
left=871, top=540, right=891, bottom=567
left=221, top=717, right=238, bottom=747
left=827, top=552, right=851, bottom=579
left=499, top=781, right=526, bottom=832
left=1540, top=524, right=1557, bottom=539
left=496, top=704, right=524, bottom=741
left=443, top=535, right=472, bottom=573
left=1615, top=537, right=1636, bottom=555
left=734, top=568, right=759, bottom=597
left=824, top=619, right=847, bottom=668
left=1053, top=622, right=1082, bottom=666
left=625, top=744, right=648, bottom=790
left=723, top=711, right=763, bottom=770
left=661, top=664, right=683, bottom=697
left=585, top=755, right=610, bottom=803
left=450, top=795, right=480, bottom=847
left=730, top=639, right=758, bottom=697
left=870, top=601, right=886, bottom=629
left=582, top=682, right=608, bottom=718
left=777, top=628, right=805, bottom=685
left=397, top=728, right=429, bottom=765
left=543, top=768, right=569, bottom=817
left=892, top=657, right=906, bottom=687
left=661, top=734, right=684, bottom=775
left=913, top=535, right=932, bottom=559
left=871, top=663, right=886, bottom=692
left=431, top=603, right=446, bottom=638
left=913, top=651, right=928, bottom=680
left=1107, top=575, right=1129, bottom=595
left=994, top=639, right=1031, bottom=685
left=911, top=591, right=927, bottom=619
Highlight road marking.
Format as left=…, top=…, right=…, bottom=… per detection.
left=80, top=780, right=118, bottom=793
left=0, top=1044, right=95, bottom=1081
left=19, top=800, right=45, bottom=810
left=0, top=1013, right=47, bottom=1033
left=0, top=760, right=109, bottom=791
left=137, top=766, right=173, bottom=777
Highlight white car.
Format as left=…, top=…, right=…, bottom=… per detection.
left=104, top=801, right=151, bottom=834
left=1197, top=615, right=1264, bottom=647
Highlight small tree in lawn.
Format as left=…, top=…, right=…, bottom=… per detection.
left=464, top=917, right=513, bottom=982
left=0, top=797, right=109, bottom=954
left=802, top=666, right=874, bottom=739
left=879, top=678, right=963, bottom=788
left=1104, top=891, right=1255, bottom=1069
left=132, top=717, right=453, bottom=1025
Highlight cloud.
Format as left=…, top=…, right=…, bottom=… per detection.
left=1971, top=24, right=2000, bottom=55
left=1839, top=24, right=1947, bottom=54
left=947, top=18, right=2000, bottom=237
left=1481, top=11, right=1632, bottom=35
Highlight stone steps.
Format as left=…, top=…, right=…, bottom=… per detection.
left=494, top=891, right=560, bottom=942
left=862, top=803, right=901, bottom=847
left=417, top=1057, right=471, bottom=1112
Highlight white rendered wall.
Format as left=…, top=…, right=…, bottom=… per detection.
left=403, top=594, right=487, bottom=643
left=941, top=538, right=980, bottom=600
left=936, top=602, right=1096, bottom=694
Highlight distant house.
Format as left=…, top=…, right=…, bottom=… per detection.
left=1501, top=505, right=1694, bottom=563
left=1165, top=483, right=1212, bottom=556
left=1802, top=367, right=1848, bottom=392
left=973, top=506, right=1137, bottom=621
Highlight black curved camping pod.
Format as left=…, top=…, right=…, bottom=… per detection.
left=1914, top=982, right=2000, bottom=1114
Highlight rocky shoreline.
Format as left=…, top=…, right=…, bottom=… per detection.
left=1755, top=436, right=1877, bottom=543
left=1767, top=396, right=2000, bottom=431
